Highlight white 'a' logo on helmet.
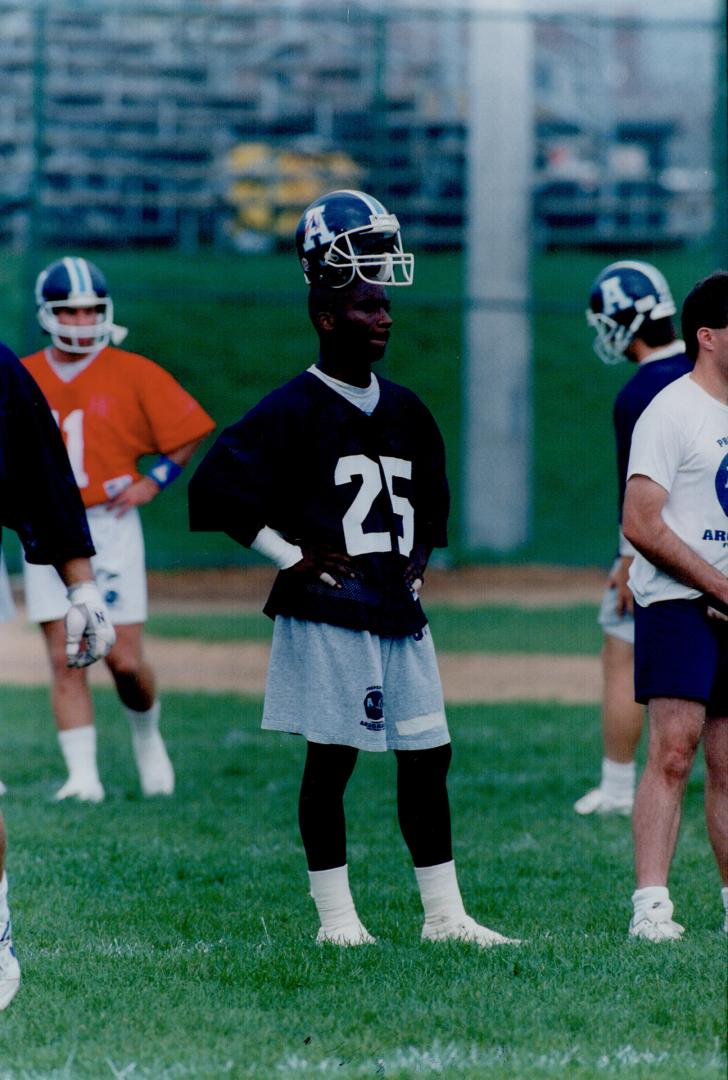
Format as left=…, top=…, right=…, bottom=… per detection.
left=303, top=204, right=335, bottom=252
left=599, top=276, right=634, bottom=315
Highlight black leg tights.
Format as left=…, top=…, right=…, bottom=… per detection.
left=298, top=741, right=359, bottom=871
left=394, top=743, right=453, bottom=868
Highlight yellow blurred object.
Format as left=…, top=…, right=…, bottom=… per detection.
left=225, top=141, right=364, bottom=248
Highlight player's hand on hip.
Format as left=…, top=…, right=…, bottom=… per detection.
left=64, top=582, right=116, bottom=668
left=609, top=555, right=634, bottom=616
left=106, top=476, right=160, bottom=517
left=403, top=543, right=432, bottom=593
left=286, top=547, right=356, bottom=589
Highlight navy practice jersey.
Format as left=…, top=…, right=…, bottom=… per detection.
left=0, top=343, right=94, bottom=565
left=614, top=348, right=693, bottom=519
left=189, top=370, right=449, bottom=636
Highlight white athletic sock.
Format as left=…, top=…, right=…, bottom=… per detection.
left=124, top=700, right=161, bottom=738
left=58, top=725, right=100, bottom=786
left=632, top=885, right=670, bottom=918
left=0, top=873, right=9, bottom=928
left=415, top=861, right=467, bottom=926
left=308, top=865, right=361, bottom=934
left=600, top=758, right=635, bottom=800
left=721, top=887, right=728, bottom=916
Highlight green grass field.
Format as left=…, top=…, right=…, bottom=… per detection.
left=144, top=603, right=605, bottom=654
left=0, top=244, right=715, bottom=573
left=0, top=602, right=725, bottom=1078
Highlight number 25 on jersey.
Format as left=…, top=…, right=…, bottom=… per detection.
left=335, top=454, right=414, bottom=557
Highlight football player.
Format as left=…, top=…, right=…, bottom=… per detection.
left=0, top=338, right=117, bottom=1008
left=22, top=257, right=215, bottom=803
left=575, top=261, right=692, bottom=816
left=189, top=190, right=519, bottom=948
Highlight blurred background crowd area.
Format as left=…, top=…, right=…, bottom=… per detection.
left=0, top=0, right=724, bottom=571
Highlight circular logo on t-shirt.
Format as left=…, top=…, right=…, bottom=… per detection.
left=715, top=453, right=728, bottom=516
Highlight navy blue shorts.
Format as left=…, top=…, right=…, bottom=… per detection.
left=633, top=598, right=728, bottom=714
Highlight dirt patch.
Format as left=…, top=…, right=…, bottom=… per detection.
left=145, top=564, right=605, bottom=611
left=0, top=626, right=601, bottom=703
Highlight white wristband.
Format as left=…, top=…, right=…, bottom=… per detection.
left=251, top=526, right=303, bottom=570
left=67, top=581, right=103, bottom=605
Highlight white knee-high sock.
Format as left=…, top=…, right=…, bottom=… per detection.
left=58, top=726, right=100, bottom=785
left=415, top=861, right=467, bottom=926
left=308, top=865, right=361, bottom=933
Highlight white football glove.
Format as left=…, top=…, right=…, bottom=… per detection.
left=65, top=582, right=116, bottom=668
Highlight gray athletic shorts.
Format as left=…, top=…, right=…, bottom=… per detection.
left=597, top=563, right=635, bottom=645
left=262, top=616, right=450, bottom=752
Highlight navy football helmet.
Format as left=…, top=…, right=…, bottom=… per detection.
left=35, top=257, right=127, bottom=354
left=295, top=190, right=414, bottom=288
left=586, top=260, right=676, bottom=365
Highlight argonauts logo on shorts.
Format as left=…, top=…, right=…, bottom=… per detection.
left=361, top=685, right=385, bottom=732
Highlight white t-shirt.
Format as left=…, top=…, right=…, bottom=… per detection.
left=627, top=373, right=728, bottom=606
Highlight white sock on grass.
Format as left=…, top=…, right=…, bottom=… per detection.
left=125, top=701, right=174, bottom=795
left=415, top=860, right=467, bottom=927
left=308, top=865, right=362, bottom=934
left=0, top=873, right=9, bottom=929
left=600, top=758, right=635, bottom=800
left=58, top=725, right=100, bottom=787
left=124, top=700, right=161, bottom=738
left=632, top=885, right=671, bottom=919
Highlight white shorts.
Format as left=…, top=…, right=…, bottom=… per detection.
left=597, top=564, right=635, bottom=646
left=0, top=554, right=16, bottom=623
left=23, top=505, right=147, bottom=625
left=262, top=616, right=450, bottom=752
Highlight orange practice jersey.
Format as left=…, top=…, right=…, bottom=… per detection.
left=23, top=347, right=215, bottom=508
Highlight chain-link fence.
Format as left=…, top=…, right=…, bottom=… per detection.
left=0, top=1, right=722, bottom=256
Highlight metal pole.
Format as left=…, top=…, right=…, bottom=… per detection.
left=23, top=0, right=47, bottom=354
left=713, top=2, right=728, bottom=268
left=462, top=4, right=533, bottom=552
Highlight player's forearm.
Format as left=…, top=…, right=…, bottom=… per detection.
left=54, top=556, right=95, bottom=587
left=166, top=438, right=205, bottom=469
left=623, top=512, right=728, bottom=606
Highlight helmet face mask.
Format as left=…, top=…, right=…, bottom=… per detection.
left=35, top=257, right=127, bottom=355
left=586, top=260, right=676, bottom=365
left=297, top=190, right=414, bottom=288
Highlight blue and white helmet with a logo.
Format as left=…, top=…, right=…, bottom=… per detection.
left=586, top=260, right=676, bottom=365
left=35, top=256, right=128, bottom=354
left=295, top=190, right=414, bottom=288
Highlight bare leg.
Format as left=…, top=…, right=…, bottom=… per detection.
left=104, top=623, right=155, bottom=710
left=107, top=625, right=173, bottom=796
left=602, top=634, right=644, bottom=762
left=703, top=716, right=728, bottom=887
left=40, top=619, right=93, bottom=731
left=574, top=633, right=643, bottom=814
left=40, top=620, right=102, bottom=801
left=633, top=697, right=704, bottom=887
